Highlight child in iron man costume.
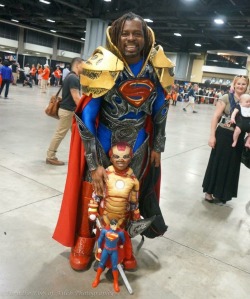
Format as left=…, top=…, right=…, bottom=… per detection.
left=52, top=12, right=174, bottom=271
left=88, top=142, right=140, bottom=270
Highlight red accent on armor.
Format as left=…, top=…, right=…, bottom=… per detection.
left=116, top=142, right=128, bottom=151
left=118, top=79, right=154, bottom=107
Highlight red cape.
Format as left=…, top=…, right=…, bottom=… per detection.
left=52, top=95, right=92, bottom=247
left=52, top=96, right=162, bottom=247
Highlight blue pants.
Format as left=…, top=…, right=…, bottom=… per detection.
left=99, top=248, right=118, bottom=270
left=0, top=79, right=10, bottom=97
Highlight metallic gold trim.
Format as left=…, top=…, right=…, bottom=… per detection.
left=80, top=46, right=123, bottom=98
left=150, top=45, right=175, bottom=89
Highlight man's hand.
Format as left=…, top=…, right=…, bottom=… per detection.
left=91, top=166, right=108, bottom=196
left=150, top=150, right=161, bottom=167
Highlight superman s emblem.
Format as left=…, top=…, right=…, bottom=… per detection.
left=118, top=79, right=154, bottom=108
left=106, top=231, right=119, bottom=241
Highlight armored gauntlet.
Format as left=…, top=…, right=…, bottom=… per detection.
left=153, top=100, right=169, bottom=152
left=75, top=114, right=99, bottom=171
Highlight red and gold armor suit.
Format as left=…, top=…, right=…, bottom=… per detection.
left=100, top=165, right=140, bottom=227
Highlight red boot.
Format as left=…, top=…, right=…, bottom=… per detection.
left=70, top=182, right=96, bottom=271
left=70, top=236, right=96, bottom=270
left=112, top=270, right=120, bottom=292
left=123, top=254, right=137, bottom=270
left=92, top=267, right=103, bottom=288
left=123, top=232, right=137, bottom=270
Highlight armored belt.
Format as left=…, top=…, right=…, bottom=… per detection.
left=99, top=110, right=147, bottom=148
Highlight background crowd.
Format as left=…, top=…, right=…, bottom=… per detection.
left=166, top=82, right=228, bottom=106
left=0, top=58, right=70, bottom=94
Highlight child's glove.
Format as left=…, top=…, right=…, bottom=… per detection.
left=88, top=199, right=99, bottom=221
left=132, top=208, right=141, bottom=221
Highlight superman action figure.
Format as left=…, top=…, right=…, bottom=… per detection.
left=92, top=219, right=125, bottom=292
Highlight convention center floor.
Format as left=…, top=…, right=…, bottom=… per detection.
left=0, top=84, right=249, bottom=299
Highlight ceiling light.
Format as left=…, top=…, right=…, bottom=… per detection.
left=214, top=19, right=224, bottom=24
left=104, top=0, right=112, bottom=2
left=50, top=30, right=57, bottom=33
left=11, top=19, right=19, bottom=23
left=46, top=19, right=55, bottom=23
left=144, top=19, right=153, bottom=23
left=39, top=0, right=51, bottom=4
left=81, top=38, right=85, bottom=41
left=234, top=35, right=243, bottom=38
left=0, top=4, right=5, bottom=7
left=174, top=33, right=182, bottom=37
left=195, top=43, right=201, bottom=47
left=248, top=46, right=250, bottom=50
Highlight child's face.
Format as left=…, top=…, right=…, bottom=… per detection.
left=110, top=145, right=132, bottom=171
left=241, top=97, right=250, bottom=108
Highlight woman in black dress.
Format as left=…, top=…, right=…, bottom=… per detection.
left=202, top=75, right=250, bottom=203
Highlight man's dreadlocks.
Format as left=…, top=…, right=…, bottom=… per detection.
left=108, top=12, right=153, bottom=59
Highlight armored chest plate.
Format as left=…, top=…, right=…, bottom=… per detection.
left=118, top=78, right=155, bottom=108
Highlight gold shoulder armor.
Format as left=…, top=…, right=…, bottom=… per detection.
left=150, top=45, right=175, bottom=90
left=80, top=46, right=124, bottom=98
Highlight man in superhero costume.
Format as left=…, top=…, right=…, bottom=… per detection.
left=53, top=12, right=174, bottom=271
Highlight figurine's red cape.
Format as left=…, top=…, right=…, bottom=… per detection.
left=52, top=95, right=162, bottom=247
left=52, top=95, right=92, bottom=247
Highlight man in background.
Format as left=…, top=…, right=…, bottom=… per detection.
left=24, top=64, right=30, bottom=78
left=54, top=66, right=62, bottom=86
left=183, top=83, right=199, bottom=113
left=30, top=64, right=37, bottom=85
left=11, top=60, right=19, bottom=85
left=46, top=57, right=83, bottom=165
left=41, top=64, right=50, bottom=93
left=62, top=64, right=70, bottom=81
left=0, top=60, right=13, bottom=99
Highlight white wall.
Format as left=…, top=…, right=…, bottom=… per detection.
left=0, top=37, right=18, bottom=48
left=202, top=65, right=248, bottom=76
left=24, top=43, right=53, bottom=55
left=24, top=43, right=80, bottom=59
